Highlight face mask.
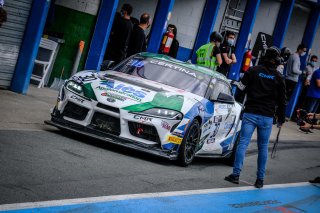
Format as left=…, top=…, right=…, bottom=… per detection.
left=310, top=61, right=317, bottom=67
left=301, top=52, right=306, bottom=57
left=227, top=39, right=234, bottom=46
left=216, top=43, right=220, bottom=48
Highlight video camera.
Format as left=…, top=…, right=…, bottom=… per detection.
left=296, top=109, right=317, bottom=131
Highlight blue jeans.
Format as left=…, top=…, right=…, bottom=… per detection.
left=306, top=97, right=320, bottom=113
left=233, top=113, right=273, bottom=180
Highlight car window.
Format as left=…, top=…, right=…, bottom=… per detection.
left=209, top=80, right=231, bottom=100
left=113, top=57, right=210, bottom=97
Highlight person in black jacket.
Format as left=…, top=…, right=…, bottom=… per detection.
left=225, top=47, right=287, bottom=188
left=127, top=13, right=151, bottom=57
left=104, top=4, right=133, bottom=64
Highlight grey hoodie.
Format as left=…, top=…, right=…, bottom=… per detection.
left=286, top=53, right=302, bottom=82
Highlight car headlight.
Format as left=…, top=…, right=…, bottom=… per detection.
left=141, top=108, right=183, bottom=120
left=66, top=81, right=83, bottom=94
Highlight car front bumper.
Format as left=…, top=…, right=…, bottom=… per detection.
left=45, top=117, right=178, bottom=160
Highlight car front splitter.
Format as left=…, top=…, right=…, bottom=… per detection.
left=44, top=118, right=178, bottom=161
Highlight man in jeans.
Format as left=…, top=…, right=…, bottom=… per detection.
left=225, top=47, right=287, bottom=188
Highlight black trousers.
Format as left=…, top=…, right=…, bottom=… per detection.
left=285, top=79, right=297, bottom=101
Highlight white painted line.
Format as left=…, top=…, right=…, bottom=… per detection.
left=0, top=182, right=313, bottom=211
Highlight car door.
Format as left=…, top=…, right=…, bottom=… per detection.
left=201, top=79, right=236, bottom=154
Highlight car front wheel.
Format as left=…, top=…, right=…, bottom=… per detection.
left=178, top=119, right=200, bottom=166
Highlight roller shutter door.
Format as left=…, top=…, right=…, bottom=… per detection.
left=0, top=0, right=32, bottom=88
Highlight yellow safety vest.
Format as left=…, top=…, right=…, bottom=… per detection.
left=196, top=43, right=218, bottom=71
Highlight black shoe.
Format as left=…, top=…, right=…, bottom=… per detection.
left=254, top=179, right=264, bottom=188
left=309, top=177, right=320, bottom=183
left=224, top=174, right=239, bottom=184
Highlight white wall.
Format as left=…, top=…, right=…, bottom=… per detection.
left=170, top=0, right=206, bottom=49
left=213, top=0, right=227, bottom=32
left=313, top=23, right=320, bottom=59
left=250, top=0, right=281, bottom=48
left=55, top=0, right=100, bottom=15
left=283, top=4, right=310, bottom=52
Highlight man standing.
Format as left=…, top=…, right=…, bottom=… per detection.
left=225, top=47, right=286, bottom=188
left=218, top=31, right=237, bottom=76
left=104, top=4, right=133, bottom=64
left=127, top=13, right=151, bottom=57
left=196, top=31, right=223, bottom=71
left=305, top=68, right=320, bottom=113
left=285, top=44, right=307, bottom=100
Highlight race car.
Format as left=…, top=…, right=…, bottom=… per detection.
left=45, top=52, right=242, bottom=166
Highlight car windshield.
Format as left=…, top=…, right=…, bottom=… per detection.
left=113, top=57, right=210, bottom=96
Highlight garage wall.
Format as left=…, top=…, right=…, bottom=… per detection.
left=46, top=1, right=99, bottom=85
left=170, top=0, right=206, bottom=60
left=313, top=22, right=320, bottom=59
left=283, top=4, right=310, bottom=53
left=250, top=0, right=281, bottom=48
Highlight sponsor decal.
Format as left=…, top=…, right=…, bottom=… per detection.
left=150, top=60, right=197, bottom=77
left=127, top=59, right=145, bottom=68
left=100, top=80, right=147, bottom=98
left=212, top=123, right=220, bottom=137
left=172, top=131, right=183, bottom=137
left=203, top=120, right=213, bottom=129
left=70, top=95, right=85, bottom=103
left=224, top=123, right=233, bottom=129
left=101, top=92, right=127, bottom=101
left=74, top=73, right=97, bottom=83
left=207, top=138, right=215, bottom=144
left=96, top=86, right=143, bottom=102
left=198, top=105, right=205, bottom=112
left=167, top=135, right=183, bottom=144
left=133, top=114, right=152, bottom=122
left=161, top=121, right=171, bottom=131
left=107, top=98, right=115, bottom=103
left=214, top=115, right=222, bottom=123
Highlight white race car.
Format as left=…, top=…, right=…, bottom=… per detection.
left=46, top=53, right=242, bottom=166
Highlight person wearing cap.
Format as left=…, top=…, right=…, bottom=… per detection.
left=196, top=31, right=223, bottom=71
left=225, top=46, right=287, bottom=188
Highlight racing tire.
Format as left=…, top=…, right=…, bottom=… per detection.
left=178, top=119, right=200, bottom=167
left=225, top=133, right=240, bottom=166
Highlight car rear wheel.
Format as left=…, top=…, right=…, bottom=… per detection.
left=178, top=119, right=200, bottom=167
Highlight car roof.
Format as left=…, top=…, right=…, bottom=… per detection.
left=137, top=52, right=228, bottom=81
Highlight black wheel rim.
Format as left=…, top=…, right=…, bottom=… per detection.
left=185, top=124, right=199, bottom=162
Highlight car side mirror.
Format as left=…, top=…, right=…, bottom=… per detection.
left=214, top=92, right=235, bottom=104
left=100, top=60, right=115, bottom=71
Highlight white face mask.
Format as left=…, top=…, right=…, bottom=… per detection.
left=227, top=38, right=234, bottom=46
left=301, top=52, right=306, bottom=57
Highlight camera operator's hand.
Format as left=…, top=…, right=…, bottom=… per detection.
left=307, top=113, right=320, bottom=120
left=300, top=122, right=312, bottom=131
left=277, top=122, right=283, bottom=128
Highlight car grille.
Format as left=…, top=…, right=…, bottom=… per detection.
left=91, top=112, right=120, bottom=136
left=128, top=121, right=160, bottom=143
left=96, top=103, right=120, bottom=113
left=63, top=102, right=89, bottom=121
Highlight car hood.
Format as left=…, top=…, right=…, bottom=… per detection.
left=72, top=70, right=204, bottom=113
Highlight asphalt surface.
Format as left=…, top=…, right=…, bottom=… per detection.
left=1, top=127, right=319, bottom=205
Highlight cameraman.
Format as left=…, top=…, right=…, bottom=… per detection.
left=225, top=46, right=286, bottom=188
left=300, top=113, right=320, bottom=130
